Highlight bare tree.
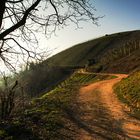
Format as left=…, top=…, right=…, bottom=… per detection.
left=0, top=0, right=100, bottom=70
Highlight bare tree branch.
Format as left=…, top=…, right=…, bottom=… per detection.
left=0, top=0, right=100, bottom=71
left=0, top=0, right=6, bottom=29
left=0, top=0, right=41, bottom=39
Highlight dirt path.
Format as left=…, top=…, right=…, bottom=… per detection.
left=73, top=74, right=140, bottom=140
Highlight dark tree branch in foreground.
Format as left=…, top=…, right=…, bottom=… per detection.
left=0, top=0, right=100, bottom=71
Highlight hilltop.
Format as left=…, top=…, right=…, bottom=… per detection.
left=16, top=30, right=140, bottom=96
left=47, top=30, right=140, bottom=73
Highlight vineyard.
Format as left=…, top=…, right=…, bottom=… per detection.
left=101, top=40, right=140, bottom=64
left=114, top=71, right=140, bottom=118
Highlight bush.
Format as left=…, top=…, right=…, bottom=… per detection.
left=0, top=75, right=18, bottom=119
left=86, top=64, right=103, bottom=73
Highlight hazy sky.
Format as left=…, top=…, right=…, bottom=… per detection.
left=1, top=0, right=140, bottom=73
left=40, top=0, right=140, bottom=56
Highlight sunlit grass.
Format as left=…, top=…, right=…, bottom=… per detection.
left=114, top=71, right=140, bottom=119
left=0, top=72, right=117, bottom=139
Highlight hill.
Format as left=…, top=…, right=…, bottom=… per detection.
left=16, top=30, right=140, bottom=96
left=47, top=30, right=140, bottom=73
left=1, top=30, right=140, bottom=139
left=114, top=71, right=140, bottom=119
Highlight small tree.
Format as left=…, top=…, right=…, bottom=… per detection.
left=0, top=75, right=18, bottom=119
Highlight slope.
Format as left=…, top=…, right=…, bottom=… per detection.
left=47, top=30, right=140, bottom=73
left=0, top=72, right=116, bottom=139
left=114, top=71, right=140, bottom=119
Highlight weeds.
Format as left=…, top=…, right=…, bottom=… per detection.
left=114, top=71, right=140, bottom=118
left=0, top=75, right=18, bottom=119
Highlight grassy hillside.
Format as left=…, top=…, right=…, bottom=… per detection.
left=47, top=30, right=140, bottom=73
left=1, top=30, right=140, bottom=139
left=15, top=30, right=140, bottom=97
left=16, top=64, right=74, bottom=97
left=114, top=71, right=140, bottom=119
left=0, top=73, right=114, bottom=140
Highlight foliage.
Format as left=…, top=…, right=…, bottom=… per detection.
left=17, top=63, right=74, bottom=97
left=114, top=71, right=140, bottom=118
left=0, top=75, right=18, bottom=119
left=0, top=121, right=39, bottom=140
left=0, top=72, right=113, bottom=139
left=85, top=63, right=103, bottom=72
left=101, top=40, right=140, bottom=64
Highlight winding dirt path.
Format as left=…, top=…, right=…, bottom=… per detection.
left=74, top=74, right=140, bottom=140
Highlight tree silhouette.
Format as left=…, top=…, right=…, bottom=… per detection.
left=0, top=0, right=100, bottom=70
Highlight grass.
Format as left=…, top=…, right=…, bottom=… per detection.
left=26, top=72, right=100, bottom=139
left=46, top=30, right=140, bottom=73
left=0, top=72, right=114, bottom=140
left=114, top=71, right=140, bottom=119
left=13, top=30, right=140, bottom=98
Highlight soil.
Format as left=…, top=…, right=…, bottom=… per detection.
left=68, top=74, right=140, bottom=140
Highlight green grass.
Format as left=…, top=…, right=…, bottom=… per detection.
left=13, top=30, right=140, bottom=98
left=0, top=72, right=115, bottom=140
left=25, top=73, right=103, bottom=139
left=114, top=71, right=140, bottom=119
left=24, top=73, right=119, bottom=139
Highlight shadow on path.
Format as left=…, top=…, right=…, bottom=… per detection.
left=63, top=89, right=131, bottom=140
